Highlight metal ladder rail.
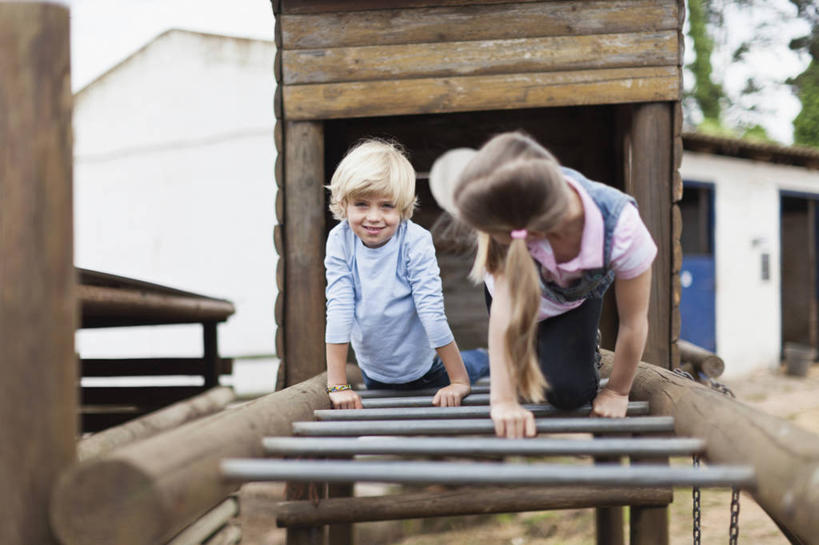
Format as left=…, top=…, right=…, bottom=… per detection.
left=222, top=395, right=756, bottom=545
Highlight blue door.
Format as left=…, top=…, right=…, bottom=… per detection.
left=680, top=256, right=716, bottom=352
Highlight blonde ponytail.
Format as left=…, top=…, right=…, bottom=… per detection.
left=503, top=238, right=548, bottom=401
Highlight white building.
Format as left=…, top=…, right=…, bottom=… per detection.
left=73, top=30, right=278, bottom=390
left=680, top=133, right=819, bottom=377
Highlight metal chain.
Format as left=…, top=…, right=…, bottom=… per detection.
left=708, top=378, right=736, bottom=398
left=676, top=361, right=741, bottom=543
left=692, top=455, right=701, bottom=545
left=729, top=488, right=741, bottom=544
left=673, top=367, right=696, bottom=382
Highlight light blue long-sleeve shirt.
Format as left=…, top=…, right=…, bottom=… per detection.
left=324, top=219, right=454, bottom=383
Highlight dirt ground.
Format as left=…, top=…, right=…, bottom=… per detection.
left=238, top=363, right=819, bottom=545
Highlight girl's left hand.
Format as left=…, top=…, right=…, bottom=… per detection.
left=591, top=388, right=629, bottom=418
left=432, top=382, right=471, bottom=407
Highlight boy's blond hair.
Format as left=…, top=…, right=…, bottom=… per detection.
left=328, top=139, right=417, bottom=220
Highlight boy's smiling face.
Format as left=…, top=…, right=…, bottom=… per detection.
left=346, top=193, right=401, bottom=248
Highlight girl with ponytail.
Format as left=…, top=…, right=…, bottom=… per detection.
left=432, top=132, right=656, bottom=438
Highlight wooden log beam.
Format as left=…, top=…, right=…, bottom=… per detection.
left=678, top=339, right=725, bottom=378
left=275, top=485, right=673, bottom=526
left=279, top=1, right=679, bottom=48
left=599, top=349, right=819, bottom=543
left=166, top=498, right=238, bottom=545
left=79, top=285, right=235, bottom=328
left=77, top=387, right=235, bottom=461
left=50, top=366, right=359, bottom=545
left=283, top=66, right=680, bottom=121
left=0, top=4, right=76, bottom=545
left=283, top=31, right=679, bottom=85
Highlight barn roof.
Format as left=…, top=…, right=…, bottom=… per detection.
left=683, top=131, right=819, bottom=170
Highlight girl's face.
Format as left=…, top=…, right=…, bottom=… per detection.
left=345, top=193, right=401, bottom=248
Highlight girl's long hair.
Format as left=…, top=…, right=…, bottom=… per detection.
left=454, top=132, right=570, bottom=402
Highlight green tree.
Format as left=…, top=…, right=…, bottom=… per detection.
left=789, top=0, right=819, bottom=146
left=687, top=0, right=724, bottom=122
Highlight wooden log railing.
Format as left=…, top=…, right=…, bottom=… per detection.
left=678, top=339, right=725, bottom=379
left=602, top=350, right=819, bottom=544
left=50, top=365, right=361, bottom=545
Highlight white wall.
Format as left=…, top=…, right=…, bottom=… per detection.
left=74, top=31, right=277, bottom=362
left=681, top=152, right=819, bottom=376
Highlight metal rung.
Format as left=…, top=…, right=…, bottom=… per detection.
left=355, top=379, right=610, bottom=399
left=263, top=436, right=705, bottom=458
left=362, top=393, right=491, bottom=408
left=355, top=385, right=491, bottom=398
left=315, top=401, right=649, bottom=421
left=292, top=416, right=675, bottom=437
left=222, top=458, right=755, bottom=489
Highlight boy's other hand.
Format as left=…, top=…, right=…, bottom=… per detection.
left=432, top=382, right=471, bottom=407
left=490, top=402, right=536, bottom=438
left=590, top=388, right=629, bottom=418
left=329, top=389, right=363, bottom=409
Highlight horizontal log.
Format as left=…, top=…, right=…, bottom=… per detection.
left=677, top=339, right=725, bottom=378
left=263, top=436, right=705, bottom=458
left=222, top=458, right=755, bottom=488
left=166, top=498, right=238, bottom=545
left=280, top=1, right=679, bottom=48
left=275, top=485, right=673, bottom=526
left=51, top=366, right=359, bottom=545
left=361, top=392, right=490, bottom=408
left=315, top=401, right=649, bottom=420
left=78, top=387, right=235, bottom=461
left=292, top=416, right=675, bottom=436
left=355, top=384, right=490, bottom=398
left=283, top=66, right=681, bottom=120
left=81, top=385, right=206, bottom=406
left=283, top=31, right=678, bottom=84
left=598, top=349, right=819, bottom=543
left=82, top=358, right=233, bottom=377
left=80, top=285, right=234, bottom=328
left=81, top=411, right=144, bottom=433
left=203, top=525, right=241, bottom=545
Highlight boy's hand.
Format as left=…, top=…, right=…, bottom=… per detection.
left=590, top=388, right=629, bottom=418
left=432, top=382, right=471, bottom=407
left=490, top=401, right=536, bottom=438
left=329, top=389, right=363, bottom=409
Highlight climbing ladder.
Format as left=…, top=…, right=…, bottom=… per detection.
left=222, top=381, right=756, bottom=545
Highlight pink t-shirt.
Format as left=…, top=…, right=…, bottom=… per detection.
left=485, top=175, right=657, bottom=320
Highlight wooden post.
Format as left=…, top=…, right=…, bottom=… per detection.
left=283, top=121, right=326, bottom=386
left=629, top=450, right=670, bottom=545
left=622, top=103, right=673, bottom=368
left=594, top=434, right=624, bottom=545
left=0, top=3, right=76, bottom=545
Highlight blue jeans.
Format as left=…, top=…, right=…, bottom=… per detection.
left=361, top=349, right=490, bottom=390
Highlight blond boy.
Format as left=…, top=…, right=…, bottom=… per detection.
left=324, top=139, right=489, bottom=409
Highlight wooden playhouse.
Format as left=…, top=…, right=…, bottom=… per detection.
left=271, top=0, right=686, bottom=385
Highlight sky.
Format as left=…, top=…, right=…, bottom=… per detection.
left=67, top=0, right=275, bottom=91
left=66, top=0, right=809, bottom=144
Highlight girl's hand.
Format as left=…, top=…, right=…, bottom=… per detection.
left=591, top=388, right=629, bottom=418
left=490, top=401, right=536, bottom=438
left=329, top=389, right=363, bottom=410
left=432, top=382, right=471, bottom=407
